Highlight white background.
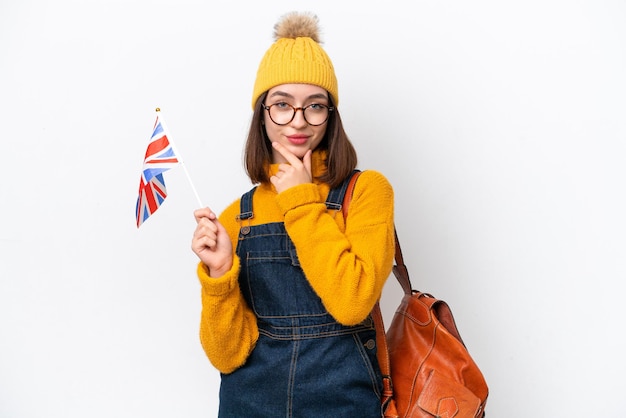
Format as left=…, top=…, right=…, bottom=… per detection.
left=1, top=1, right=625, bottom=417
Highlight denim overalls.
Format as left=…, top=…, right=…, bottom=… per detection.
left=218, top=175, right=383, bottom=417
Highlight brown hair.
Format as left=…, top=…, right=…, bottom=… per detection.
left=244, top=92, right=358, bottom=189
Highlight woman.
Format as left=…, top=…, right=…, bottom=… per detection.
left=191, top=11, right=395, bottom=417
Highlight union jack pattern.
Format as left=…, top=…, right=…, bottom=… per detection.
left=135, top=116, right=179, bottom=227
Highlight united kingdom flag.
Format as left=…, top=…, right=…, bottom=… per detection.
left=135, top=115, right=180, bottom=227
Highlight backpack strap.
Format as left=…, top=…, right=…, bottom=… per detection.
left=341, top=170, right=399, bottom=416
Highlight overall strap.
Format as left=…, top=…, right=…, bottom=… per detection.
left=325, top=169, right=362, bottom=212
left=236, top=186, right=257, bottom=221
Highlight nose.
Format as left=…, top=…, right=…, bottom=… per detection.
left=290, top=107, right=308, bottom=127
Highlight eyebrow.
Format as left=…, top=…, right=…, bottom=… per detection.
left=267, top=91, right=329, bottom=101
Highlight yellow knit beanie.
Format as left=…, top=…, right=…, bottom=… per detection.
left=251, top=11, right=338, bottom=109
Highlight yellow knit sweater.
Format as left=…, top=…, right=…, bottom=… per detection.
left=196, top=151, right=395, bottom=374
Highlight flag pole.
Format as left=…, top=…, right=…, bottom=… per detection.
left=155, top=108, right=204, bottom=208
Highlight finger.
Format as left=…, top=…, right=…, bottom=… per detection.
left=272, top=142, right=302, bottom=166
left=276, top=164, right=289, bottom=174
left=194, top=207, right=217, bottom=222
left=195, top=223, right=218, bottom=248
left=197, top=217, right=217, bottom=234
left=302, top=149, right=312, bottom=176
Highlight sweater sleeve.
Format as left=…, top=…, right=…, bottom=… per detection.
left=196, top=200, right=259, bottom=374
left=276, top=170, right=395, bottom=325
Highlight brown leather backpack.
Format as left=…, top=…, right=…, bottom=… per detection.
left=343, top=171, right=489, bottom=418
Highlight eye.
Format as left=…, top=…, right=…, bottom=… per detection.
left=306, top=103, right=327, bottom=112
left=274, top=102, right=291, bottom=109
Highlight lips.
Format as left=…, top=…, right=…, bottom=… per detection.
left=287, top=135, right=308, bottom=145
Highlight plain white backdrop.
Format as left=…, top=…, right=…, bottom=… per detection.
left=1, top=0, right=625, bottom=416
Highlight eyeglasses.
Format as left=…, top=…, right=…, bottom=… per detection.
left=262, top=102, right=334, bottom=126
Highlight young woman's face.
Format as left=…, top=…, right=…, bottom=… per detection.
left=263, top=83, right=330, bottom=163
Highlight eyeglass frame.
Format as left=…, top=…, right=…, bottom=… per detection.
left=262, top=102, right=335, bottom=126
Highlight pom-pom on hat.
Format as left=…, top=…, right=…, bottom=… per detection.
left=251, top=11, right=338, bottom=109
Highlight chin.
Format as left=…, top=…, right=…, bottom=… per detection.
left=287, top=146, right=309, bottom=158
